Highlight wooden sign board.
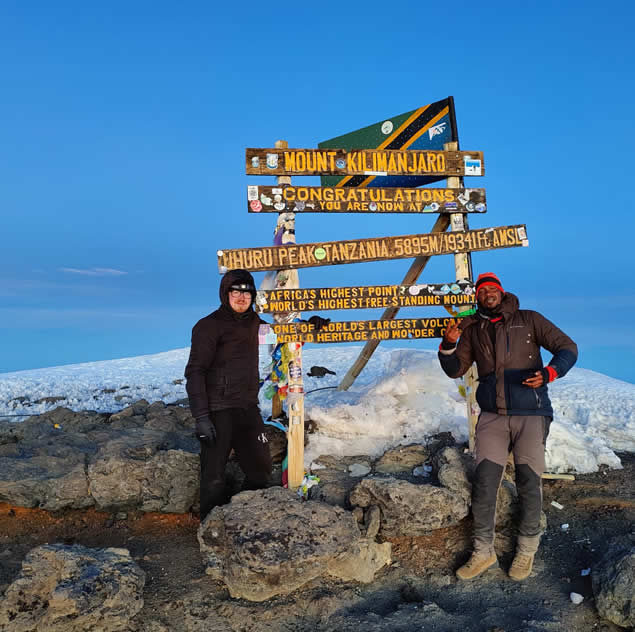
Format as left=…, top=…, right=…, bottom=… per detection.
left=247, top=185, right=487, bottom=214
left=218, top=225, right=528, bottom=273
left=255, top=282, right=475, bottom=313
left=258, top=316, right=461, bottom=345
left=246, top=148, right=484, bottom=178
left=318, top=97, right=458, bottom=188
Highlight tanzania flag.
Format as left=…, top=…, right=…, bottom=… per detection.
left=318, top=96, right=458, bottom=188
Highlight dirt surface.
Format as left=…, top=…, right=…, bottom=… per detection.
left=1, top=453, right=633, bottom=631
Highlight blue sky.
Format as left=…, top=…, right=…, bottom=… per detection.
left=1, top=1, right=634, bottom=383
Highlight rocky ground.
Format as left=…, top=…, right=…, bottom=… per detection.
left=1, top=451, right=633, bottom=631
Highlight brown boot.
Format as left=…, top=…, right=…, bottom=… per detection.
left=456, top=551, right=498, bottom=580
left=508, top=552, right=534, bottom=581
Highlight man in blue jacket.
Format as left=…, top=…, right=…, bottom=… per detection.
left=439, top=272, right=577, bottom=581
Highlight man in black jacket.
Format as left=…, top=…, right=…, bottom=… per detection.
left=438, top=272, right=577, bottom=581
left=185, top=269, right=271, bottom=520
left=185, top=268, right=329, bottom=520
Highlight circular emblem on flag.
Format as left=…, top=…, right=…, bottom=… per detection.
left=250, top=200, right=263, bottom=212
left=314, top=247, right=327, bottom=260
left=381, top=120, right=394, bottom=135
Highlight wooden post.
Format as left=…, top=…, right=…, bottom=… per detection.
left=445, top=141, right=479, bottom=451
left=270, top=139, right=305, bottom=490
left=337, top=213, right=450, bottom=391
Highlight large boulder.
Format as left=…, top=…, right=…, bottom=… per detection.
left=592, top=537, right=635, bottom=628
left=349, top=476, right=469, bottom=537
left=0, top=403, right=202, bottom=513
left=87, top=428, right=199, bottom=513
left=0, top=410, right=99, bottom=511
left=0, top=544, right=145, bottom=631
left=198, top=487, right=391, bottom=601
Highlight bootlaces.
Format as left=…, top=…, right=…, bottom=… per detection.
left=513, top=553, right=533, bottom=568
left=467, top=552, right=492, bottom=567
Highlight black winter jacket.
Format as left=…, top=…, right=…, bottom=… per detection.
left=185, top=270, right=265, bottom=417
left=438, top=293, right=578, bottom=417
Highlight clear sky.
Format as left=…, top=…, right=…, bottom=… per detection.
left=1, top=1, right=634, bottom=383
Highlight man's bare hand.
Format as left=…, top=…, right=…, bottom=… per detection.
left=444, top=319, right=462, bottom=345
left=522, top=371, right=544, bottom=389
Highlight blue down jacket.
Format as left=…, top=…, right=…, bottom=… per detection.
left=438, top=293, right=577, bottom=416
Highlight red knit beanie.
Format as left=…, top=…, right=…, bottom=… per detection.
left=475, top=272, right=504, bottom=294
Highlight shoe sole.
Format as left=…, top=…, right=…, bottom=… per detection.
left=508, top=570, right=532, bottom=581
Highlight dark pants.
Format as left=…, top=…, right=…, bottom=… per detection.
left=471, top=412, right=549, bottom=554
left=199, top=405, right=272, bottom=520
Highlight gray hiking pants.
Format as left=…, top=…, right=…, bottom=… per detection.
left=471, top=412, right=549, bottom=555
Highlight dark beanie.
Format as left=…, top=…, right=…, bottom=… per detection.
left=475, top=272, right=504, bottom=294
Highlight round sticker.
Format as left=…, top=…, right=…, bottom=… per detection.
left=250, top=199, right=263, bottom=212
left=274, top=202, right=285, bottom=211
left=336, top=158, right=346, bottom=169
left=430, top=202, right=440, bottom=211
left=408, top=285, right=420, bottom=296
left=381, top=120, right=394, bottom=135
left=369, top=202, right=377, bottom=211
left=314, top=247, right=326, bottom=260
left=295, top=201, right=305, bottom=211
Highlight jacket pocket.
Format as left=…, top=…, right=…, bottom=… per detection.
left=505, top=380, right=548, bottom=412
left=476, top=372, right=497, bottom=412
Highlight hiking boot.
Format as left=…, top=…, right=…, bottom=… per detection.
left=456, top=551, right=498, bottom=580
left=509, top=552, right=534, bottom=581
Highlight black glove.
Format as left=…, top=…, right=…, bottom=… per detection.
left=195, top=415, right=216, bottom=444
left=308, top=315, right=331, bottom=332
left=307, top=365, right=336, bottom=378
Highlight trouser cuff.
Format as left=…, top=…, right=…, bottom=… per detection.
left=516, top=534, right=541, bottom=554
left=473, top=536, right=495, bottom=556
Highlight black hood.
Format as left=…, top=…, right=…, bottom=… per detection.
left=219, top=269, right=257, bottom=308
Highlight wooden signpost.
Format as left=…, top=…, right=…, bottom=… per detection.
left=247, top=185, right=487, bottom=214
left=230, top=98, right=531, bottom=490
left=246, top=148, right=484, bottom=178
left=259, top=316, right=461, bottom=345
left=254, top=282, right=475, bottom=313
left=264, top=140, right=305, bottom=491
left=218, top=225, right=528, bottom=273
left=445, top=141, right=480, bottom=451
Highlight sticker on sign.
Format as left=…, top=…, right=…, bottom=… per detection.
left=464, top=157, right=482, bottom=176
